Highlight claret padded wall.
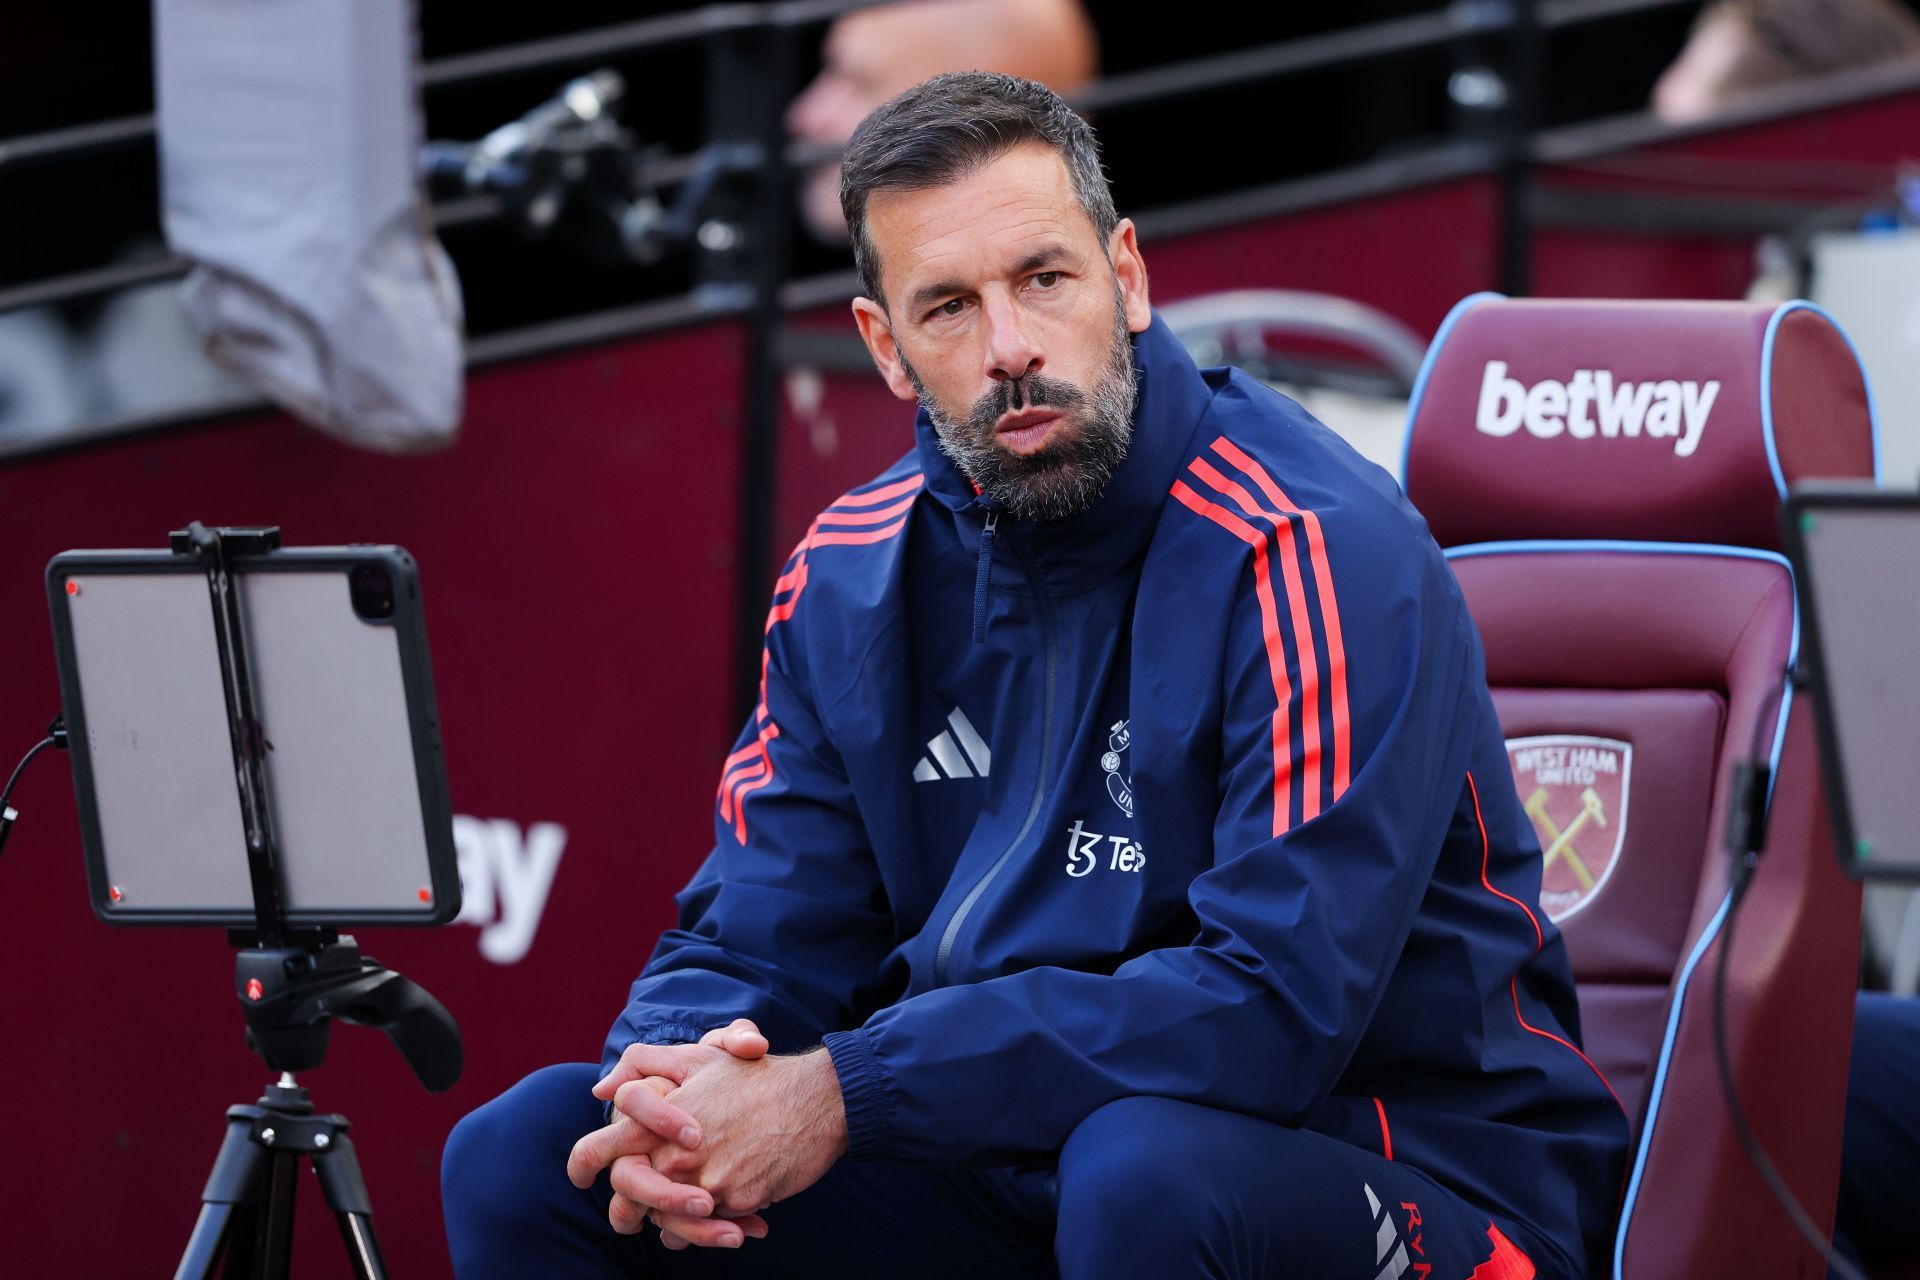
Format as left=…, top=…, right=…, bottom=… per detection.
left=0, top=80, right=1915, bottom=1275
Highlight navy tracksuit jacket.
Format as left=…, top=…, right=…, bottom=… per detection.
left=603, top=316, right=1629, bottom=1266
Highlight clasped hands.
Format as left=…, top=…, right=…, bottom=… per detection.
left=566, top=1020, right=849, bottom=1249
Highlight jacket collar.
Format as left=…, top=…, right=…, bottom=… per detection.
left=914, top=311, right=1214, bottom=590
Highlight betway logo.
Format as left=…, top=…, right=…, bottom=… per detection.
left=1475, top=361, right=1720, bottom=458
left=452, top=815, right=567, bottom=965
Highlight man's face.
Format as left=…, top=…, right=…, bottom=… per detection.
left=851, top=143, right=1152, bottom=522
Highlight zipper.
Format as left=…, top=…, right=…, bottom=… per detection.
left=934, top=526, right=1057, bottom=986
left=971, top=508, right=999, bottom=644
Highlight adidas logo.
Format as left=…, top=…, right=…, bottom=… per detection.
left=1365, top=1184, right=1413, bottom=1280
left=912, top=707, right=991, bottom=782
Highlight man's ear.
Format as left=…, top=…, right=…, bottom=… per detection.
left=852, top=297, right=919, bottom=402
left=1108, top=219, right=1151, bottom=334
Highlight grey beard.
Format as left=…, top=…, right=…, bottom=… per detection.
left=907, top=297, right=1138, bottom=523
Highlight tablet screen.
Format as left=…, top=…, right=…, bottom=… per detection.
left=1796, top=500, right=1920, bottom=874
left=50, top=550, right=454, bottom=925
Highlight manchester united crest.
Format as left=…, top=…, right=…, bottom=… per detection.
left=1504, top=735, right=1632, bottom=923
left=1102, top=719, right=1133, bottom=818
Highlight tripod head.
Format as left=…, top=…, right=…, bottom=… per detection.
left=236, top=937, right=462, bottom=1093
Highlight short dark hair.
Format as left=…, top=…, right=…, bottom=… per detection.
left=839, top=71, right=1118, bottom=308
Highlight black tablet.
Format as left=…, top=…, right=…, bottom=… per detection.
left=45, top=543, right=460, bottom=926
left=1782, top=485, right=1920, bottom=881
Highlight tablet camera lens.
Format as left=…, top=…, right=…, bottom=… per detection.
left=350, top=564, right=395, bottom=620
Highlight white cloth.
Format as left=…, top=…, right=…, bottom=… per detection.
left=154, top=0, right=464, bottom=452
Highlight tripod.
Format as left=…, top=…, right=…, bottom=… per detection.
left=174, top=938, right=462, bottom=1280
left=161, top=525, right=462, bottom=1277
left=177, top=1072, right=383, bottom=1279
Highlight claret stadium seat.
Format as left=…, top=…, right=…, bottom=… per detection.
left=1400, top=295, right=1880, bottom=1278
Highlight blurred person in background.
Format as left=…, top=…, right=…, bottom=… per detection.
left=786, top=0, right=1097, bottom=241
left=1654, top=0, right=1920, bottom=123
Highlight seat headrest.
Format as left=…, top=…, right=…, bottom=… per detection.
left=1401, top=295, right=1879, bottom=550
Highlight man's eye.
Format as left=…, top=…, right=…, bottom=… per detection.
left=1033, top=271, right=1062, bottom=288
left=937, top=298, right=966, bottom=317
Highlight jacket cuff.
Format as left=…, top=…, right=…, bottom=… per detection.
left=822, top=1027, right=894, bottom=1162
left=633, top=1021, right=713, bottom=1046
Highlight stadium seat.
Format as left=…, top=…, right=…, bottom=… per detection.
left=1401, top=294, right=1880, bottom=1278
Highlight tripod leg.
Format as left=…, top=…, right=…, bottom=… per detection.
left=313, top=1130, right=388, bottom=1280
left=175, top=1110, right=267, bottom=1280
left=175, top=1204, right=239, bottom=1280
left=259, top=1148, right=301, bottom=1280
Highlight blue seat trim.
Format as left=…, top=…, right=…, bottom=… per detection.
left=1759, top=299, right=1884, bottom=491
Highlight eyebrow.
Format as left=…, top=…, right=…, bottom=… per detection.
left=905, top=243, right=1077, bottom=316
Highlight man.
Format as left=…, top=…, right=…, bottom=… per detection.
left=443, top=73, right=1628, bottom=1277
left=786, top=0, right=1095, bottom=240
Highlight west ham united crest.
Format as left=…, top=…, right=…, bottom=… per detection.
left=1505, top=735, right=1632, bottom=922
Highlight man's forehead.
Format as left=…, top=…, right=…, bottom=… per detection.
left=866, top=144, right=1095, bottom=297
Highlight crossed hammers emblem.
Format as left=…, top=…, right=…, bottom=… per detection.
left=1524, top=786, right=1607, bottom=891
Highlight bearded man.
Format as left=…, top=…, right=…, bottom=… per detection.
left=443, top=72, right=1627, bottom=1279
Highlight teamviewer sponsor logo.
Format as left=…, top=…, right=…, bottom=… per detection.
left=912, top=706, right=992, bottom=782
left=1475, top=360, right=1720, bottom=458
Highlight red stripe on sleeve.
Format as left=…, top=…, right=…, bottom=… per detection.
left=809, top=516, right=910, bottom=547
left=726, top=476, right=919, bottom=842
left=1188, top=456, right=1327, bottom=821
left=1209, top=438, right=1352, bottom=801
left=828, top=473, right=924, bottom=509
left=1170, top=479, right=1296, bottom=837
left=815, top=493, right=919, bottom=527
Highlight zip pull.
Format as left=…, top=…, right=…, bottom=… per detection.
left=972, top=508, right=999, bottom=645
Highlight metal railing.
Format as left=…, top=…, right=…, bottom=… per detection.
left=0, top=0, right=1705, bottom=318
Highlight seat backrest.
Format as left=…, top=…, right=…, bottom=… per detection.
left=1402, top=294, right=1877, bottom=1279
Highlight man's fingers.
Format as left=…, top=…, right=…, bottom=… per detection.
left=611, top=1078, right=703, bottom=1149
left=699, top=1018, right=770, bottom=1060
left=648, top=1210, right=769, bottom=1249
left=609, top=1193, right=649, bottom=1236
left=607, top=1154, right=714, bottom=1218
left=593, top=1042, right=699, bottom=1101
left=567, top=1119, right=649, bottom=1189
left=649, top=1211, right=742, bottom=1248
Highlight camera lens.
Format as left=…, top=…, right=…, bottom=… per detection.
left=349, top=563, right=395, bottom=620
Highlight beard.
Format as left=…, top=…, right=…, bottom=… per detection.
left=903, top=290, right=1138, bottom=523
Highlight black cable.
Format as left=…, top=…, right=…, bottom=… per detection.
left=0, top=718, right=67, bottom=863
left=1720, top=775, right=1866, bottom=1274
left=1, top=737, right=56, bottom=813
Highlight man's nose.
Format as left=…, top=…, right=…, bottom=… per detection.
left=982, top=299, right=1043, bottom=383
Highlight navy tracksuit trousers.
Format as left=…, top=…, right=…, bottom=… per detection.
left=442, top=1064, right=1573, bottom=1279
left=1833, top=992, right=1920, bottom=1275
